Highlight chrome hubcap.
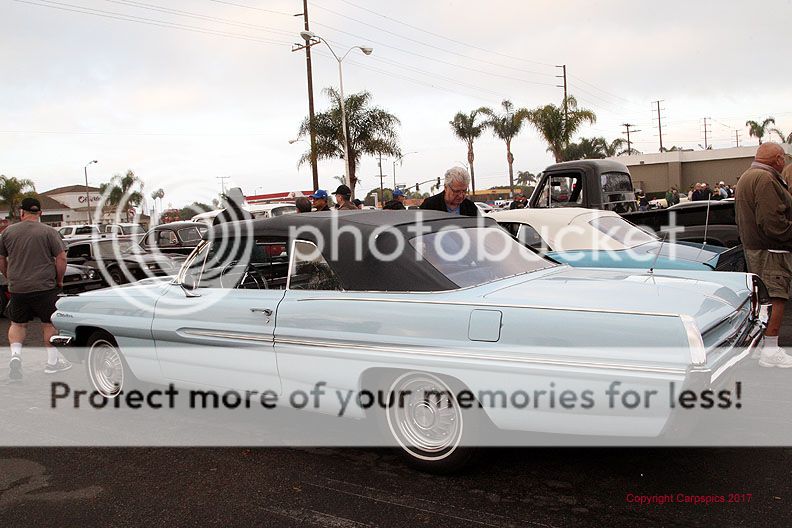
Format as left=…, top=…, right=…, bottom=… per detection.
left=88, top=340, right=124, bottom=397
left=387, top=373, right=463, bottom=460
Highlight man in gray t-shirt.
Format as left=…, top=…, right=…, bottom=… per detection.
left=0, top=197, right=70, bottom=380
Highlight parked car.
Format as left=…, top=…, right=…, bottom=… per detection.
left=139, top=221, right=208, bottom=256
left=0, top=264, right=103, bottom=315
left=65, top=238, right=185, bottom=285
left=104, top=223, right=146, bottom=238
left=493, top=207, right=745, bottom=272
left=51, top=211, right=766, bottom=470
left=58, top=224, right=101, bottom=240
left=473, top=202, right=494, bottom=214
left=191, top=203, right=298, bottom=223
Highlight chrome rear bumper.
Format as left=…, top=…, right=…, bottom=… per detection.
left=50, top=335, right=73, bottom=346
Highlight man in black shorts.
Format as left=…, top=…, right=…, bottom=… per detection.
left=0, top=198, right=70, bottom=380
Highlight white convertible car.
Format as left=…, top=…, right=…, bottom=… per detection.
left=493, top=207, right=745, bottom=272
left=51, top=211, right=766, bottom=470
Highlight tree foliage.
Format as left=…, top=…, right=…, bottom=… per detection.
left=298, top=88, right=401, bottom=196
left=449, top=109, right=487, bottom=193
left=745, top=117, right=776, bottom=144
left=480, top=100, right=531, bottom=196
left=562, top=137, right=627, bottom=160
left=100, top=170, right=144, bottom=208
left=525, top=96, right=597, bottom=162
left=0, top=175, right=36, bottom=219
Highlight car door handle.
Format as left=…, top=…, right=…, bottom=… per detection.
left=250, top=308, right=273, bottom=316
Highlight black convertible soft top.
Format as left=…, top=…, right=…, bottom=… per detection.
left=208, top=210, right=500, bottom=291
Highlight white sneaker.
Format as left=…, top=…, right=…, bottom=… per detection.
left=758, top=349, right=792, bottom=368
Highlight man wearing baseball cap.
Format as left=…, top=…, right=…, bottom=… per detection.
left=333, top=184, right=358, bottom=211
left=310, top=190, right=331, bottom=211
left=383, top=188, right=407, bottom=210
left=0, top=198, right=71, bottom=380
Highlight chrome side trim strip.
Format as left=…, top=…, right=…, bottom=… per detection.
left=181, top=329, right=274, bottom=343
left=293, top=296, right=681, bottom=317
left=274, top=337, right=687, bottom=375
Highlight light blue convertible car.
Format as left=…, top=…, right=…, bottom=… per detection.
left=51, top=211, right=766, bottom=470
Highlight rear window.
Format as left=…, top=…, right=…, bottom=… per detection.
left=588, top=216, right=656, bottom=247
left=178, top=226, right=207, bottom=243
left=409, top=228, right=555, bottom=288
left=271, top=206, right=298, bottom=217
left=75, top=226, right=99, bottom=235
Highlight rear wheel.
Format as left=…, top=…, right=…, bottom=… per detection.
left=381, top=371, right=478, bottom=473
left=85, top=331, right=132, bottom=397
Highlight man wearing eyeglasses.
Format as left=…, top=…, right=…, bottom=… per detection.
left=418, top=166, right=479, bottom=216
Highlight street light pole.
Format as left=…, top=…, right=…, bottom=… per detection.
left=84, top=160, right=98, bottom=223
left=392, top=151, right=417, bottom=189
left=299, top=31, right=372, bottom=192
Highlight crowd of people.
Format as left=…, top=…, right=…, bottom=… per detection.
left=687, top=181, right=735, bottom=201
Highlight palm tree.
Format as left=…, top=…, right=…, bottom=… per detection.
left=480, top=100, right=531, bottom=197
left=449, top=109, right=487, bottom=194
left=0, top=175, right=36, bottom=219
left=515, top=170, right=537, bottom=186
left=745, top=117, right=776, bottom=144
left=772, top=128, right=792, bottom=144
left=563, top=137, right=627, bottom=160
left=100, top=170, right=144, bottom=208
left=526, top=96, right=597, bottom=162
left=151, top=188, right=164, bottom=219
left=297, top=88, right=401, bottom=197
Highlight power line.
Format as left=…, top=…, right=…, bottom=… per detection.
left=312, top=28, right=558, bottom=88
left=206, top=0, right=292, bottom=17
left=332, top=0, right=556, bottom=68
left=309, top=2, right=555, bottom=79
left=99, top=0, right=297, bottom=38
left=13, top=0, right=292, bottom=46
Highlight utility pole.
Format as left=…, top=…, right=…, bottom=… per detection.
left=216, top=175, right=230, bottom=196
left=291, top=0, right=319, bottom=191
left=621, top=124, right=640, bottom=155
left=378, top=153, right=385, bottom=205
left=701, top=117, right=711, bottom=149
left=556, top=64, right=568, bottom=126
left=735, top=130, right=741, bottom=147
left=652, top=100, right=665, bottom=152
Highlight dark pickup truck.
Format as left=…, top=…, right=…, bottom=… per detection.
left=528, top=159, right=739, bottom=247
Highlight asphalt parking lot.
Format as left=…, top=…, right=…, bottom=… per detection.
left=1, top=315, right=791, bottom=527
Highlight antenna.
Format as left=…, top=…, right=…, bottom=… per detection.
left=694, top=199, right=714, bottom=262
left=648, top=232, right=668, bottom=275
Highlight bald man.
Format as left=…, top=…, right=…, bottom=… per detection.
left=735, top=142, right=792, bottom=367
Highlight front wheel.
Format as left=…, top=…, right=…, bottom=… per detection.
left=86, top=331, right=132, bottom=397
left=382, top=372, right=478, bottom=473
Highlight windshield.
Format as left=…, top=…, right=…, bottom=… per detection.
left=588, top=216, right=657, bottom=247
left=409, top=227, right=556, bottom=288
left=75, top=226, right=99, bottom=235
left=122, top=225, right=145, bottom=235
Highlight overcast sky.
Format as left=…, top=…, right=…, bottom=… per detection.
left=2, top=0, right=791, bottom=211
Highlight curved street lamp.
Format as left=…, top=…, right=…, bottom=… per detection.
left=393, top=151, right=417, bottom=189
left=84, top=160, right=98, bottom=223
left=300, top=30, right=373, bottom=189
